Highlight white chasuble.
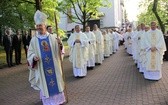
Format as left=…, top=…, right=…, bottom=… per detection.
left=27, top=33, right=65, bottom=99
left=145, top=29, right=166, bottom=72
left=93, top=30, right=104, bottom=64
left=85, top=31, right=96, bottom=67
left=67, top=32, right=89, bottom=77
left=85, top=32, right=96, bottom=59
left=103, top=34, right=111, bottom=57
left=132, top=31, right=139, bottom=61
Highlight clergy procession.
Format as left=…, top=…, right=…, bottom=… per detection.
left=0, top=10, right=167, bottom=105
left=1, top=0, right=168, bottom=104
left=67, top=24, right=123, bottom=78
left=25, top=9, right=168, bottom=105
left=25, top=9, right=122, bottom=104
left=124, top=22, right=166, bottom=80
left=68, top=21, right=167, bottom=81
left=26, top=10, right=125, bottom=105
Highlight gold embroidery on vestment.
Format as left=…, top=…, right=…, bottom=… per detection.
left=49, top=79, right=55, bottom=87
left=150, top=32, right=156, bottom=70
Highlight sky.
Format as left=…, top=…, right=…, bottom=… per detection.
left=124, top=0, right=143, bottom=22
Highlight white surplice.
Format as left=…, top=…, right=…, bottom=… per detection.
left=67, top=32, right=89, bottom=77
left=132, top=30, right=139, bottom=63
left=125, top=32, right=133, bottom=55
left=109, top=33, right=114, bottom=54
left=113, top=32, right=119, bottom=52
left=136, top=30, right=145, bottom=70
left=138, top=30, right=148, bottom=73
left=103, top=33, right=111, bottom=57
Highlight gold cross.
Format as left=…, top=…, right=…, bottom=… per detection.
left=45, top=55, right=51, bottom=64
left=49, top=79, right=55, bottom=87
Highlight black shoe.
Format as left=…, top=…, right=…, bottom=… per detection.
left=8, top=64, right=11, bottom=67
left=95, top=63, right=101, bottom=65
left=75, top=76, right=79, bottom=78
left=97, top=63, right=101, bottom=65
left=87, top=67, right=94, bottom=70
left=11, top=64, right=14, bottom=66
left=78, top=76, right=85, bottom=78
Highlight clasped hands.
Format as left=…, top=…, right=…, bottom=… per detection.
left=150, top=47, right=157, bottom=52
left=75, top=39, right=81, bottom=43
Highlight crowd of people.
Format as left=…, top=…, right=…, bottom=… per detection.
left=67, top=21, right=168, bottom=81
left=124, top=22, right=167, bottom=81
left=67, top=24, right=124, bottom=78
left=2, top=10, right=167, bottom=105
left=2, top=28, right=31, bottom=67
left=26, top=10, right=127, bottom=105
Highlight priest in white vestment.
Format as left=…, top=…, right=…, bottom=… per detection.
left=109, top=29, right=116, bottom=54
left=143, top=22, right=166, bottom=80
left=136, top=23, right=146, bottom=70
left=103, top=30, right=111, bottom=57
left=132, top=25, right=141, bottom=64
left=139, top=24, right=148, bottom=73
left=140, top=25, right=150, bottom=73
left=27, top=10, right=66, bottom=105
left=113, top=30, right=121, bottom=53
left=67, top=25, right=89, bottom=77
left=85, top=26, right=96, bottom=69
left=106, top=29, right=112, bottom=55
left=125, top=28, right=133, bottom=55
left=93, top=24, right=104, bottom=65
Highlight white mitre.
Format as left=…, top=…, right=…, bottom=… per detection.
left=34, top=10, right=47, bottom=25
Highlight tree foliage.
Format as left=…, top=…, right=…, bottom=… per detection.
left=57, top=0, right=110, bottom=31
left=138, top=0, right=168, bottom=33
left=0, top=0, right=59, bottom=30
left=0, top=0, right=34, bottom=30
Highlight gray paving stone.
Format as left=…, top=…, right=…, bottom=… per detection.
left=0, top=46, right=168, bottom=105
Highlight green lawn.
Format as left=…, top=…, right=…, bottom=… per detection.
left=0, top=47, right=27, bottom=67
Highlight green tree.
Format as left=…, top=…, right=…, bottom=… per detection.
left=0, top=0, right=59, bottom=31
left=57, top=0, right=110, bottom=31
left=138, top=0, right=168, bottom=33
left=0, top=0, right=35, bottom=30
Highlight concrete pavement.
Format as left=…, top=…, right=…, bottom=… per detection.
left=0, top=46, right=168, bottom=105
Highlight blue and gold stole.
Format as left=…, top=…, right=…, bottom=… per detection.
left=38, top=36, right=59, bottom=96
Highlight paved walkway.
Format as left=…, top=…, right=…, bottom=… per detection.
left=0, top=46, right=168, bottom=105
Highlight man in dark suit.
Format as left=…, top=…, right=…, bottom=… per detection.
left=3, top=28, right=13, bottom=67
left=22, top=30, right=31, bottom=58
left=13, top=29, right=22, bottom=65
left=164, top=31, right=168, bottom=61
